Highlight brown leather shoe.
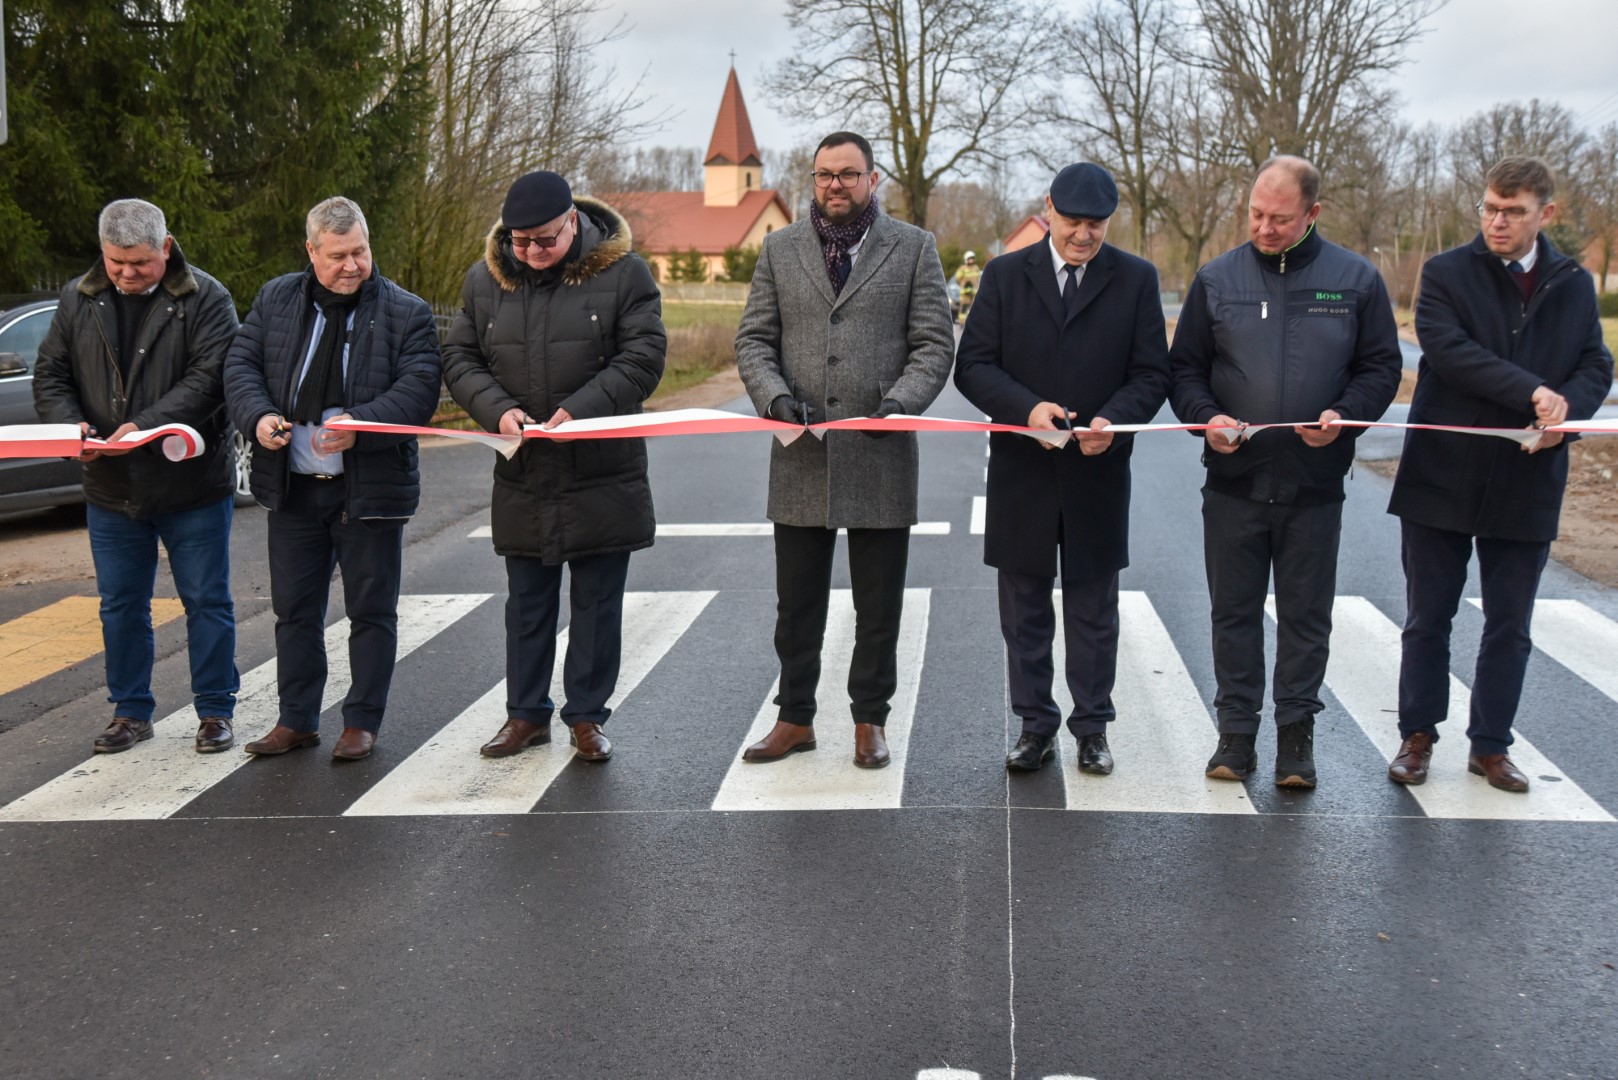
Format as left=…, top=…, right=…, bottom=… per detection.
left=332, top=728, right=376, bottom=761
left=480, top=718, right=552, bottom=758
left=94, top=717, right=153, bottom=754
left=854, top=722, right=890, bottom=769
left=195, top=716, right=234, bottom=753
left=1388, top=731, right=1434, bottom=785
left=244, top=725, right=320, bottom=755
left=742, top=720, right=817, bottom=763
left=1469, top=753, right=1529, bottom=792
left=568, top=722, right=612, bottom=762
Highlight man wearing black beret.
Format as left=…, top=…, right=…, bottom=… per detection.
left=955, top=162, right=1171, bottom=774
left=443, top=171, right=666, bottom=763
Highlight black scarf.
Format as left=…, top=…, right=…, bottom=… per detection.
left=810, top=194, right=880, bottom=295
left=292, top=282, right=362, bottom=424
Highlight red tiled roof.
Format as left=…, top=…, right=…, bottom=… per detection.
left=600, top=190, right=791, bottom=255
left=704, top=68, right=762, bottom=167
left=1004, top=214, right=1050, bottom=252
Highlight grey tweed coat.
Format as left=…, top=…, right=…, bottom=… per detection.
left=735, top=212, right=954, bottom=529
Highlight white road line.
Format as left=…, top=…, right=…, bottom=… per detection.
left=345, top=591, right=715, bottom=817
left=471, top=523, right=951, bottom=539
left=970, top=495, right=986, bottom=535
left=1052, top=591, right=1254, bottom=815
left=1470, top=597, right=1618, bottom=707
left=712, top=589, right=930, bottom=811
left=0, top=595, right=490, bottom=822
left=1301, top=596, right=1613, bottom=822
left=916, top=1071, right=980, bottom=1080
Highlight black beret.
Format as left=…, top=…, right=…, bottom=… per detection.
left=502, top=171, right=573, bottom=230
left=1050, top=163, right=1119, bottom=220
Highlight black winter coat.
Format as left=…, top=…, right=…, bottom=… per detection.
left=222, top=267, right=442, bottom=518
left=32, top=243, right=239, bottom=519
left=954, top=240, right=1170, bottom=581
left=1169, top=227, right=1403, bottom=504
left=443, top=198, right=666, bottom=564
left=1388, top=233, right=1614, bottom=541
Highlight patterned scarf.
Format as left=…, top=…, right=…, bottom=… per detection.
left=810, top=194, right=880, bottom=295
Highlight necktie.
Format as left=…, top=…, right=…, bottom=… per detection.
left=1506, top=260, right=1523, bottom=273
left=1507, top=260, right=1533, bottom=302
left=1062, top=264, right=1081, bottom=317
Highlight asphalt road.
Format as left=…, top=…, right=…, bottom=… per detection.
left=1, top=382, right=1616, bottom=1080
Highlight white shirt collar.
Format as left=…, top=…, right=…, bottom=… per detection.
left=1049, top=237, right=1087, bottom=288
left=1502, top=242, right=1539, bottom=273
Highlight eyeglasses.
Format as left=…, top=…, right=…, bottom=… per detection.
left=1475, top=201, right=1534, bottom=224
left=511, top=216, right=573, bottom=250
left=811, top=169, right=869, bottom=189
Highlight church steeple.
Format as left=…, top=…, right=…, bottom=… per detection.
left=704, top=67, right=763, bottom=208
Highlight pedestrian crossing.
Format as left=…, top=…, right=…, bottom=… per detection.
left=2, top=588, right=1616, bottom=824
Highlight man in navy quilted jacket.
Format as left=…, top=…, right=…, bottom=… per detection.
left=223, top=197, right=443, bottom=762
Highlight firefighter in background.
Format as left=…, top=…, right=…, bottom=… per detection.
left=953, top=251, right=981, bottom=325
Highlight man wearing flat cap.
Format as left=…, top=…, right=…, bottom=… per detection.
left=955, top=163, right=1170, bottom=774
left=443, top=171, right=665, bottom=763
left=1170, top=156, right=1401, bottom=789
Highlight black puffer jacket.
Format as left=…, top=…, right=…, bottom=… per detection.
left=222, top=267, right=442, bottom=518
left=443, top=197, right=666, bottom=563
left=1169, top=226, right=1403, bottom=504
left=32, top=243, right=238, bottom=519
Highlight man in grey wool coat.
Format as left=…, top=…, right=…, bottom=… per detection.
left=735, top=130, right=954, bottom=769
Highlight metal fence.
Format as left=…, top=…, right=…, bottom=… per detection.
left=659, top=282, right=750, bottom=304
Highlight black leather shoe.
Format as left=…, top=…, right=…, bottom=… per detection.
left=94, top=717, right=153, bottom=754
left=1006, top=732, right=1055, bottom=772
left=195, top=716, right=234, bottom=753
left=1077, top=732, right=1113, bottom=775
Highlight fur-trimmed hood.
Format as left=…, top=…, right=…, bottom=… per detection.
left=78, top=239, right=200, bottom=300
left=483, top=195, right=635, bottom=293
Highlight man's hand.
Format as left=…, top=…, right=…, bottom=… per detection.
left=1524, top=428, right=1566, bottom=454
left=542, top=407, right=575, bottom=443
left=1076, top=416, right=1114, bottom=456
left=76, top=421, right=101, bottom=460
left=256, top=414, right=292, bottom=451
left=768, top=395, right=816, bottom=426
left=1204, top=414, right=1243, bottom=454
left=1027, top=401, right=1076, bottom=451
left=863, top=398, right=903, bottom=439
left=1531, top=385, right=1568, bottom=428
left=315, top=414, right=357, bottom=455
left=1295, top=409, right=1342, bottom=448
left=84, top=422, right=140, bottom=460
left=499, top=407, right=537, bottom=437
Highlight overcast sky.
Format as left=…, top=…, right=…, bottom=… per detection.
left=601, top=0, right=1618, bottom=175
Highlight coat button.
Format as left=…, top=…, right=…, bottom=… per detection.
left=828, top=355, right=840, bottom=365
left=830, top=314, right=841, bottom=325
left=827, top=396, right=839, bottom=407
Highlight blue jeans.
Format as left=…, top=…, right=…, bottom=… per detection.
left=86, top=497, right=239, bottom=722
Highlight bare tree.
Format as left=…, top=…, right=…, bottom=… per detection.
left=763, top=143, right=820, bottom=221
left=1154, top=66, right=1244, bottom=289
left=1448, top=98, right=1589, bottom=194
left=1188, top=0, right=1442, bottom=171
left=584, top=146, right=705, bottom=193
left=767, top=0, right=1059, bottom=228
left=1582, top=123, right=1618, bottom=293
left=391, top=0, right=665, bottom=307
left=1050, top=0, right=1175, bottom=254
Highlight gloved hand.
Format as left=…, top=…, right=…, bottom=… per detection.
left=768, top=394, right=816, bottom=425
left=863, top=398, right=903, bottom=439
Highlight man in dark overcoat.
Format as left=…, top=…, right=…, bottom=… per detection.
left=225, top=196, right=442, bottom=762
left=734, top=131, right=954, bottom=769
left=443, top=171, right=665, bottom=764
left=1386, top=156, right=1614, bottom=793
left=954, top=163, right=1170, bottom=773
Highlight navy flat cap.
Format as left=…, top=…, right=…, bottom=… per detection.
left=1049, top=163, right=1119, bottom=220
left=502, top=171, right=573, bottom=230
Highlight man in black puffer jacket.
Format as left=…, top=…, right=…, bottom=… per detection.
left=1171, top=156, right=1402, bottom=791
left=34, top=198, right=242, bottom=755
left=224, top=197, right=442, bottom=762
left=444, top=170, right=665, bottom=764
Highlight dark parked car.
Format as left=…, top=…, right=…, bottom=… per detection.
left=0, top=298, right=255, bottom=513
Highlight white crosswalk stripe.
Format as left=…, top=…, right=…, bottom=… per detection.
left=0, top=594, right=489, bottom=822
left=712, top=589, right=930, bottom=811
left=344, top=591, right=715, bottom=817
left=1302, top=596, right=1613, bottom=823
left=468, top=523, right=951, bottom=538
left=1471, top=597, right=1618, bottom=707
left=1053, top=591, right=1255, bottom=815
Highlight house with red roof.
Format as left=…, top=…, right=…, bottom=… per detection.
left=602, top=68, right=792, bottom=282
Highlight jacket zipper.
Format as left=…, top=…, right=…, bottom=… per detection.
left=339, top=317, right=372, bottom=526
left=1261, top=301, right=1268, bottom=319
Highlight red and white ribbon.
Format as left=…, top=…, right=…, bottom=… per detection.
left=0, top=422, right=204, bottom=461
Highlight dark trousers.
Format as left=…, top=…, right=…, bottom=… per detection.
left=505, top=551, right=631, bottom=727
left=1202, top=489, right=1342, bottom=733
left=773, top=523, right=910, bottom=727
left=268, top=474, right=404, bottom=733
left=1397, top=520, right=1549, bottom=755
left=999, top=568, right=1120, bottom=738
